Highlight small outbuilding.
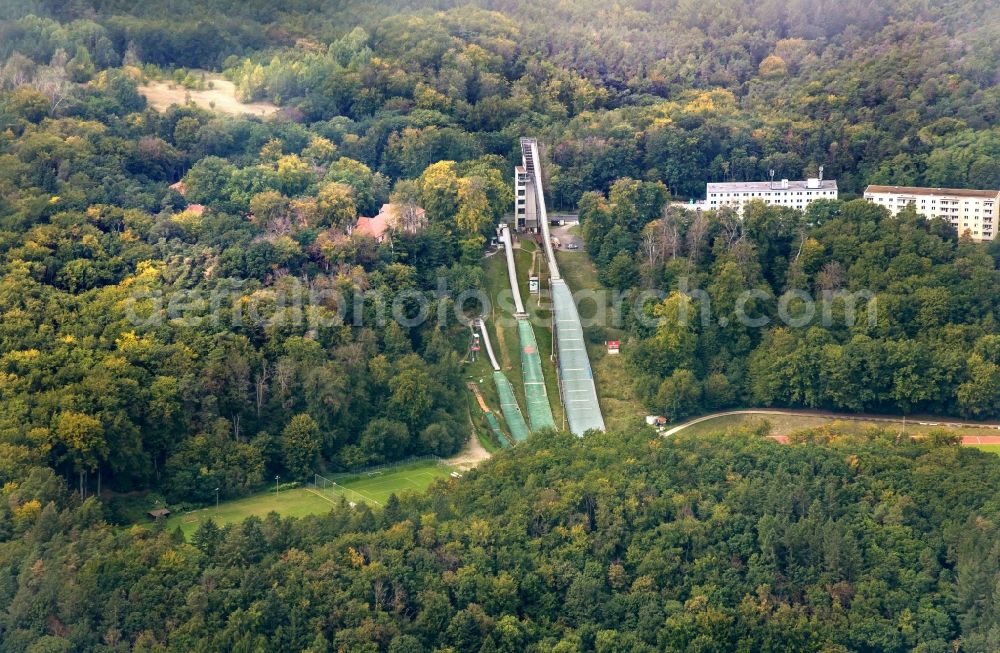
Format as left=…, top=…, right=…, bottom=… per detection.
left=147, top=508, right=171, bottom=520
left=645, top=415, right=668, bottom=432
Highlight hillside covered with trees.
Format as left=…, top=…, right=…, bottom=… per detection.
left=581, top=188, right=1000, bottom=422
left=0, top=0, right=996, bottom=485
left=2, top=0, right=1000, bottom=650
left=5, top=428, right=1000, bottom=652
left=4, top=0, right=1000, bottom=206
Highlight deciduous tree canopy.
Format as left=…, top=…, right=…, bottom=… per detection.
left=2, top=1, right=1000, bottom=649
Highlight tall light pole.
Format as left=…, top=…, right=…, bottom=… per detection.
left=215, top=487, right=219, bottom=513
left=275, top=475, right=279, bottom=495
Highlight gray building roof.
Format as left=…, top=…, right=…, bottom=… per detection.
left=707, top=180, right=838, bottom=193
left=865, top=185, right=999, bottom=199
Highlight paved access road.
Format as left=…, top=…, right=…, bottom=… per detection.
left=550, top=223, right=584, bottom=251
left=664, top=408, right=1000, bottom=437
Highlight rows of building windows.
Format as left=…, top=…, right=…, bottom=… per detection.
left=864, top=191, right=997, bottom=241
left=707, top=189, right=836, bottom=207
left=707, top=190, right=836, bottom=198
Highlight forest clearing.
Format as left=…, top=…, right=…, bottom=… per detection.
left=139, top=71, right=279, bottom=115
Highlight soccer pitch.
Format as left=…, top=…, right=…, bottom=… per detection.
left=157, top=460, right=458, bottom=538
left=315, top=459, right=458, bottom=505
left=160, top=488, right=337, bottom=538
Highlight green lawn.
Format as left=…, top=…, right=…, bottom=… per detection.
left=158, top=488, right=337, bottom=538
left=319, top=460, right=457, bottom=505
left=677, top=414, right=761, bottom=438
left=971, top=444, right=1000, bottom=454
left=151, top=460, right=458, bottom=539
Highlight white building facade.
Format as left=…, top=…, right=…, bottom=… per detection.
left=514, top=164, right=539, bottom=231
left=863, top=185, right=999, bottom=241
left=706, top=178, right=838, bottom=217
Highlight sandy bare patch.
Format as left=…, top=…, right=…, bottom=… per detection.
left=446, top=434, right=491, bottom=471
left=139, top=74, right=279, bottom=116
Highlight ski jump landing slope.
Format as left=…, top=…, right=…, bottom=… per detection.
left=499, top=224, right=556, bottom=431
left=476, top=318, right=530, bottom=442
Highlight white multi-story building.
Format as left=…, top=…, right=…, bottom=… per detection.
left=706, top=177, right=838, bottom=216
left=863, top=185, right=999, bottom=241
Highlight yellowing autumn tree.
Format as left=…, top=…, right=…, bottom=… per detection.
left=276, top=154, right=315, bottom=195
left=302, top=135, right=338, bottom=166
left=417, top=161, right=461, bottom=222
left=315, top=182, right=357, bottom=228
left=249, top=190, right=290, bottom=226
left=758, top=54, right=788, bottom=78
left=455, top=177, right=492, bottom=236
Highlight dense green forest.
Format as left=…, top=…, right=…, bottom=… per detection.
left=582, top=189, right=1000, bottom=421
left=0, top=74, right=501, bottom=503
left=3, top=0, right=1000, bottom=205
left=2, top=0, right=1000, bottom=650
left=6, top=428, right=1000, bottom=652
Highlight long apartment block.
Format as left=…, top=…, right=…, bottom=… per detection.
left=864, top=185, right=999, bottom=241
left=706, top=177, right=839, bottom=216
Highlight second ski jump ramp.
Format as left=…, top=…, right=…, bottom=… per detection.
left=476, top=318, right=530, bottom=442
left=517, top=320, right=556, bottom=431
left=495, top=226, right=556, bottom=432
left=499, top=225, right=526, bottom=316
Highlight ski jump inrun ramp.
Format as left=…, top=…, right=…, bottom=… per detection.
left=520, top=138, right=605, bottom=435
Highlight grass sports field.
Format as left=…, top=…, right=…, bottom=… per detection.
left=157, top=460, right=458, bottom=538
left=315, top=459, right=458, bottom=505
left=160, top=488, right=336, bottom=538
